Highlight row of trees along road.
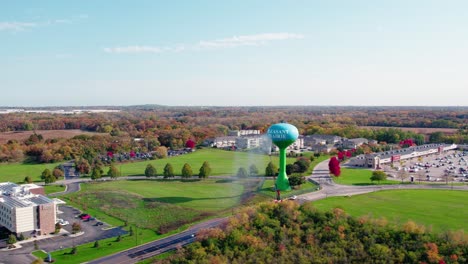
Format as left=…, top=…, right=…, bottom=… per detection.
left=144, top=161, right=212, bottom=178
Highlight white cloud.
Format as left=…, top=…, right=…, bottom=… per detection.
left=104, top=46, right=164, bottom=54
left=198, top=33, right=305, bottom=48
left=0, top=22, right=37, bottom=31
left=1, top=15, right=87, bottom=32
left=104, top=33, right=304, bottom=54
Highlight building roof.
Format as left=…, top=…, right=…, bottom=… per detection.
left=0, top=182, right=53, bottom=209
left=369, top=144, right=449, bottom=159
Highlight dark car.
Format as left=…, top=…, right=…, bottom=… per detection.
left=96, top=222, right=104, bottom=226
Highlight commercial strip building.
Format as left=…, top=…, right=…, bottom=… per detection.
left=349, top=144, right=458, bottom=169
left=0, top=182, right=58, bottom=235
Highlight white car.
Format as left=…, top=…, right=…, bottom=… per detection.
left=56, top=219, right=69, bottom=226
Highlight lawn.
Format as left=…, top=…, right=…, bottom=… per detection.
left=0, top=162, right=62, bottom=183
left=44, top=184, right=66, bottom=195
left=64, top=179, right=244, bottom=232
left=312, top=189, right=468, bottom=233
left=115, top=148, right=295, bottom=177
left=333, top=168, right=400, bottom=185
left=259, top=179, right=319, bottom=199
left=32, top=225, right=185, bottom=264
left=0, top=149, right=295, bottom=183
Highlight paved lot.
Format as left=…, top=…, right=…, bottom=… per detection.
left=0, top=206, right=127, bottom=264
left=382, top=150, right=468, bottom=183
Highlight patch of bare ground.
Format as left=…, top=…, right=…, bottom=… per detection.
left=0, top=129, right=107, bottom=144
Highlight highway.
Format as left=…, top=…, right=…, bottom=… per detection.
left=88, top=218, right=227, bottom=264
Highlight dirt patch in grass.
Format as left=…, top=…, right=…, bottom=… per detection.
left=0, top=129, right=106, bottom=144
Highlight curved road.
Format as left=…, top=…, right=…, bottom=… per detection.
left=299, top=159, right=468, bottom=202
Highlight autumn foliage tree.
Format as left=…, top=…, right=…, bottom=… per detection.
left=185, top=139, right=196, bottom=149
left=328, top=156, right=341, bottom=176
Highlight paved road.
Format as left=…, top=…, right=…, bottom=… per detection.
left=298, top=159, right=468, bottom=202
left=88, top=218, right=228, bottom=264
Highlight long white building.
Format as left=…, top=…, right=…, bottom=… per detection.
left=349, top=144, right=458, bottom=169
left=0, top=183, right=56, bottom=235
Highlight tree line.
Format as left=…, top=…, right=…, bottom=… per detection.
left=160, top=201, right=467, bottom=264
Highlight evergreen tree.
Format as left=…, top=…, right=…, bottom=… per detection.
left=145, top=164, right=157, bottom=177
left=236, top=167, right=248, bottom=178
left=181, top=163, right=193, bottom=178
left=41, top=169, right=52, bottom=180
left=249, top=164, right=259, bottom=176
left=24, top=176, right=33, bottom=184
left=199, top=161, right=212, bottom=178
left=265, top=161, right=278, bottom=176
left=163, top=163, right=175, bottom=178
left=107, top=164, right=119, bottom=179
left=91, top=166, right=102, bottom=180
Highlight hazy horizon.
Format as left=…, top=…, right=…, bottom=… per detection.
left=2, top=1, right=468, bottom=107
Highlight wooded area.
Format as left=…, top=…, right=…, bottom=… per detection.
left=0, top=106, right=467, bottom=163
left=160, top=201, right=467, bottom=264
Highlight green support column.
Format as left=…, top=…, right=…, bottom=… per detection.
left=276, top=148, right=291, bottom=191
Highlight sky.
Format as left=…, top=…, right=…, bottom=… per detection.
left=1, top=1, right=468, bottom=107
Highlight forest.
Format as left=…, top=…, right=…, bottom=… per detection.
left=159, top=201, right=468, bottom=264
left=0, top=106, right=467, bottom=163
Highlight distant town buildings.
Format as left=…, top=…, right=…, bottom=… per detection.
left=0, top=183, right=59, bottom=235
left=349, top=144, right=458, bottom=169
left=0, top=109, right=120, bottom=115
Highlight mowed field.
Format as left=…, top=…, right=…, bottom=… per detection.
left=0, top=162, right=62, bottom=183
left=0, top=149, right=296, bottom=183
left=118, top=148, right=296, bottom=176
left=333, top=168, right=399, bottom=185
left=0, top=129, right=106, bottom=144
left=312, top=190, right=468, bottom=233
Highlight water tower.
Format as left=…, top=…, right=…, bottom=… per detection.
left=267, top=123, right=299, bottom=194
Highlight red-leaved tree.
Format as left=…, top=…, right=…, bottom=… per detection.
left=185, top=139, right=196, bottom=149
left=328, top=156, right=341, bottom=177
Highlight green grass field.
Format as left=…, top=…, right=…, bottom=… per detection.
left=117, top=148, right=295, bottom=177
left=0, top=149, right=296, bottom=182
left=32, top=224, right=186, bottom=264
left=259, top=179, right=319, bottom=198
left=333, top=168, right=400, bottom=185
left=64, top=179, right=244, bottom=231
left=0, top=162, right=62, bottom=183
left=312, top=189, right=468, bottom=233
left=44, top=184, right=66, bottom=195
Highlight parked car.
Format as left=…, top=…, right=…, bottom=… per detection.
left=80, top=214, right=91, bottom=220
left=96, top=222, right=104, bottom=226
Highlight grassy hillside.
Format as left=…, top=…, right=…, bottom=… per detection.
left=312, top=189, right=468, bottom=233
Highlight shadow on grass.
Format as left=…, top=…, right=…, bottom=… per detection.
left=351, top=182, right=409, bottom=186
left=126, top=178, right=202, bottom=183
left=215, top=179, right=234, bottom=183
left=143, top=195, right=241, bottom=204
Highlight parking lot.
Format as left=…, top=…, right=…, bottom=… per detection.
left=384, top=150, right=468, bottom=183
left=0, top=206, right=127, bottom=264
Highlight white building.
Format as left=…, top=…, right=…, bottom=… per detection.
left=0, top=183, right=57, bottom=235
left=349, top=144, right=458, bottom=169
